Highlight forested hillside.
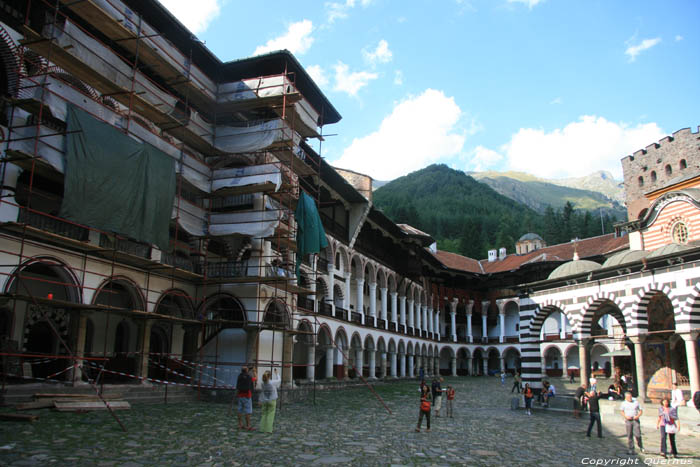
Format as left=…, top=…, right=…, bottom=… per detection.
left=372, top=164, right=619, bottom=259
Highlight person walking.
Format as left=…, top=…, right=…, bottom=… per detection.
left=657, top=398, right=679, bottom=458
left=573, top=384, right=586, bottom=418
left=258, top=371, right=278, bottom=434
left=445, top=385, right=455, bottom=418
left=235, top=365, right=255, bottom=431
left=432, top=377, right=443, bottom=417
left=671, top=383, right=685, bottom=408
left=523, top=383, right=534, bottom=415
left=586, top=389, right=603, bottom=438
left=416, top=384, right=432, bottom=432
left=500, top=370, right=506, bottom=386
left=620, top=391, right=644, bottom=455
left=511, top=372, right=522, bottom=393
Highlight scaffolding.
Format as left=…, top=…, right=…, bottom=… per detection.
left=0, top=0, right=334, bottom=409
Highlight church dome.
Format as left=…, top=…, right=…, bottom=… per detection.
left=518, top=233, right=543, bottom=242
left=548, top=260, right=601, bottom=280
left=602, top=249, right=650, bottom=268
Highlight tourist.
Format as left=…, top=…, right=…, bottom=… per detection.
left=586, top=389, right=603, bottom=438
left=671, top=383, right=685, bottom=408
left=589, top=377, right=597, bottom=393
left=511, top=372, right=522, bottom=393
left=607, top=384, right=622, bottom=400
left=416, top=384, right=432, bottom=432
left=569, top=370, right=575, bottom=384
left=543, top=381, right=555, bottom=407
left=432, top=377, right=443, bottom=417
left=236, top=365, right=255, bottom=431
left=500, top=370, right=506, bottom=386
left=259, top=371, right=278, bottom=434
left=657, top=398, right=679, bottom=458
left=573, top=384, right=586, bottom=418
left=523, top=383, right=534, bottom=415
left=620, top=391, right=644, bottom=455
left=445, top=385, right=455, bottom=418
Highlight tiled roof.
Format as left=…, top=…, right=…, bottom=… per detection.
left=432, top=233, right=629, bottom=275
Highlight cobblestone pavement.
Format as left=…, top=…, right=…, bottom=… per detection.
left=2, top=377, right=700, bottom=466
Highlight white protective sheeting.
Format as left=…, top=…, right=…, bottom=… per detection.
left=92, top=0, right=216, bottom=100
left=171, top=198, right=207, bottom=237
left=218, top=76, right=320, bottom=135
left=211, top=163, right=282, bottom=193
left=214, top=119, right=300, bottom=154
left=8, top=118, right=65, bottom=173
left=208, top=210, right=280, bottom=238
left=44, top=19, right=178, bottom=116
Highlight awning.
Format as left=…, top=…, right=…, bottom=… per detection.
left=600, top=348, right=631, bottom=357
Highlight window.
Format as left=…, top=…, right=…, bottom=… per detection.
left=665, top=164, right=672, bottom=176
left=651, top=171, right=657, bottom=182
left=672, top=221, right=689, bottom=244
left=638, top=176, right=644, bottom=187
left=680, top=159, right=687, bottom=170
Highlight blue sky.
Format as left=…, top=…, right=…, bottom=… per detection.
left=161, top=0, right=699, bottom=181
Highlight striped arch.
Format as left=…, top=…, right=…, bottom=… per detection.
left=377, top=268, right=387, bottom=289
left=527, top=299, right=571, bottom=340
left=680, top=283, right=700, bottom=330
left=579, top=292, right=628, bottom=339
left=630, top=284, right=679, bottom=335
left=364, top=262, right=377, bottom=285
left=317, top=323, right=333, bottom=346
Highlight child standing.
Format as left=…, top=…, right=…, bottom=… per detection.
left=416, top=384, right=432, bottom=432
left=445, top=385, right=456, bottom=418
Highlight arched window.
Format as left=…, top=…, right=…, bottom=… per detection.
left=665, top=164, right=672, bottom=176
left=672, top=221, right=689, bottom=244
left=651, top=171, right=657, bottom=182
left=638, top=176, right=644, bottom=187
left=680, top=159, right=687, bottom=170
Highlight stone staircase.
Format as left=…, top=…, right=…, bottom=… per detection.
left=0, top=382, right=200, bottom=406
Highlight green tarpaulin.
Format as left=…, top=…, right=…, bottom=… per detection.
left=60, top=105, right=176, bottom=250
left=295, top=192, right=328, bottom=281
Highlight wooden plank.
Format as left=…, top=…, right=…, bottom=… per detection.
left=34, top=393, right=123, bottom=400
left=53, top=400, right=131, bottom=411
left=16, top=400, right=54, bottom=410
left=0, top=413, right=39, bottom=422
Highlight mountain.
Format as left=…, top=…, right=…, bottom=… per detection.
left=372, top=179, right=389, bottom=190
left=373, top=164, right=619, bottom=259
left=469, top=170, right=626, bottom=220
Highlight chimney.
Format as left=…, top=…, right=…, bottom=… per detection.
left=488, top=249, right=497, bottom=262
left=498, top=247, right=507, bottom=260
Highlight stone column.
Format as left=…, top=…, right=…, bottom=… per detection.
left=428, top=307, right=434, bottom=334
left=399, top=354, right=406, bottom=377
left=451, top=357, right=457, bottom=376
left=72, top=313, right=88, bottom=385
left=500, top=357, right=505, bottom=373
left=137, top=319, right=153, bottom=382
left=466, top=300, right=474, bottom=343
left=380, top=351, right=387, bottom=378
left=541, top=350, right=547, bottom=376
left=344, top=271, right=352, bottom=312
left=467, top=357, right=473, bottom=376
left=682, top=333, right=700, bottom=406
left=481, top=312, right=488, bottom=343
left=390, top=352, right=397, bottom=378
left=482, top=358, right=488, bottom=376
left=422, top=305, right=428, bottom=333
left=415, top=300, right=421, bottom=332
left=325, top=346, right=334, bottom=379
left=355, top=347, right=364, bottom=378
left=578, top=339, right=589, bottom=388
left=435, top=356, right=440, bottom=376
left=399, top=296, right=407, bottom=327
left=390, top=292, right=398, bottom=325
left=368, top=349, right=376, bottom=379
left=631, top=336, right=647, bottom=401
left=499, top=312, right=505, bottom=343
left=560, top=312, right=567, bottom=339
left=408, top=355, right=414, bottom=377
left=562, top=352, right=568, bottom=380
left=306, top=343, right=315, bottom=381
left=327, top=265, right=335, bottom=316
left=368, top=282, right=377, bottom=324
left=407, top=299, right=414, bottom=329
left=282, top=331, right=294, bottom=387
left=356, top=279, right=365, bottom=325
left=380, top=287, right=388, bottom=328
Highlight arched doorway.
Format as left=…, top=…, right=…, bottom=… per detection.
left=544, top=346, right=562, bottom=377
left=643, top=292, right=677, bottom=400
left=199, top=294, right=247, bottom=388
left=503, top=347, right=521, bottom=375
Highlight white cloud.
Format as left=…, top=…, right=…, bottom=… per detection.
left=307, top=65, right=329, bottom=87
left=159, top=0, right=221, bottom=34
left=507, top=0, right=544, bottom=9
left=469, top=146, right=504, bottom=171
left=253, top=20, right=314, bottom=56
left=363, top=39, right=393, bottom=65
left=489, top=116, right=665, bottom=179
left=332, top=62, right=378, bottom=96
left=625, top=37, right=661, bottom=62
left=675, top=35, right=683, bottom=42
left=333, top=89, right=466, bottom=179
left=393, top=70, right=404, bottom=85
left=325, top=0, right=373, bottom=24
left=549, top=97, right=562, bottom=105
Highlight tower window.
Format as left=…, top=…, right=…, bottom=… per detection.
left=680, top=159, right=687, bottom=170
left=672, top=222, right=689, bottom=245
left=665, top=164, right=672, bottom=176
left=651, top=171, right=657, bottom=182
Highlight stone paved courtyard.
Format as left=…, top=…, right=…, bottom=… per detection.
left=2, top=377, right=700, bottom=466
